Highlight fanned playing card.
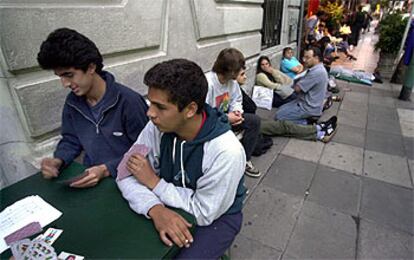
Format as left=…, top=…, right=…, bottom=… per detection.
left=116, top=144, right=150, bottom=181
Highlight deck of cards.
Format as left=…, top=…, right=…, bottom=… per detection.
left=10, top=239, right=57, bottom=260
left=116, top=143, right=150, bottom=181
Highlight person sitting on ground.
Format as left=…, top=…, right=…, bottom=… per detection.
left=117, top=59, right=246, bottom=259
left=261, top=115, right=338, bottom=143
left=280, top=47, right=304, bottom=79
left=274, top=46, right=328, bottom=125
left=236, top=67, right=274, bottom=156
left=256, top=56, right=297, bottom=108
left=205, top=48, right=262, bottom=178
left=37, top=28, right=148, bottom=188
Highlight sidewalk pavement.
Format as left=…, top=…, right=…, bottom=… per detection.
left=231, top=30, right=414, bottom=259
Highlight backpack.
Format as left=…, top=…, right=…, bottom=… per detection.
left=241, top=89, right=257, bottom=114
left=252, top=134, right=273, bottom=156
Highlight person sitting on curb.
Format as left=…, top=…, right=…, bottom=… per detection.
left=117, top=59, right=246, bottom=259
left=205, top=48, right=262, bottom=178
left=280, top=47, right=304, bottom=79
left=274, top=46, right=328, bottom=125
left=256, top=56, right=297, bottom=108
left=36, top=28, right=149, bottom=187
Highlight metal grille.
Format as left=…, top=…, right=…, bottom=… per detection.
left=261, top=0, right=284, bottom=49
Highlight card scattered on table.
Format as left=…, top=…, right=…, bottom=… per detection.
left=36, top=228, right=63, bottom=245
left=117, top=144, right=150, bottom=181
left=4, top=221, right=42, bottom=245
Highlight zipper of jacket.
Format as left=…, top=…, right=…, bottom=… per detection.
left=66, top=94, right=119, bottom=135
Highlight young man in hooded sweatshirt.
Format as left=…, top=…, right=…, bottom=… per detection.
left=117, top=59, right=246, bottom=259
left=37, top=28, right=148, bottom=188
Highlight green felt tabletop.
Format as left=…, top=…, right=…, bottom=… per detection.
left=0, top=162, right=195, bottom=259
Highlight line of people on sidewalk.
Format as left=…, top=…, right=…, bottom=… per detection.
left=36, top=27, right=340, bottom=259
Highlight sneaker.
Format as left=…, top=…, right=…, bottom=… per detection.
left=245, top=161, right=261, bottom=178
left=321, top=124, right=338, bottom=143
left=318, top=116, right=338, bottom=130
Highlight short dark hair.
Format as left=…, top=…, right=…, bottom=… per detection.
left=212, top=48, right=245, bottom=78
left=305, top=46, right=323, bottom=62
left=37, top=28, right=104, bottom=73
left=256, top=55, right=271, bottom=74
left=282, top=47, right=293, bottom=57
left=144, top=59, right=207, bottom=114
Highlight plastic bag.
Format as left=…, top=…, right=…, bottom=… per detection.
left=252, top=85, right=273, bottom=110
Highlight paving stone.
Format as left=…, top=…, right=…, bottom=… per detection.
left=281, top=139, right=324, bottom=163
left=409, top=159, right=414, bottom=185
left=395, top=99, right=414, bottom=110
left=308, top=165, right=361, bottom=215
left=284, top=202, right=356, bottom=259
left=338, top=109, right=367, bottom=128
left=364, top=150, right=412, bottom=188
left=347, top=82, right=370, bottom=93
left=365, top=129, right=405, bottom=157
left=370, top=82, right=394, bottom=92
left=340, top=99, right=368, bottom=114
left=369, top=87, right=395, bottom=98
left=333, top=123, right=366, bottom=148
left=368, top=95, right=396, bottom=108
left=403, top=137, right=414, bottom=160
left=400, top=120, right=414, bottom=138
left=320, top=142, right=364, bottom=175
left=360, top=177, right=414, bottom=234
left=344, top=91, right=369, bottom=103
left=367, top=114, right=402, bottom=135
left=368, top=104, right=398, bottom=121
left=398, top=108, right=414, bottom=123
left=357, top=219, right=413, bottom=260
left=231, top=234, right=283, bottom=260
left=264, top=155, right=317, bottom=197
left=240, top=186, right=303, bottom=251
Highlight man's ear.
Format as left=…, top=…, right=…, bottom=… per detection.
left=185, top=101, right=198, bottom=119
left=88, top=63, right=97, bottom=74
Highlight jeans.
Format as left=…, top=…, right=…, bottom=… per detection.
left=274, top=102, right=310, bottom=125
left=175, top=212, right=243, bottom=259
left=260, top=119, right=317, bottom=141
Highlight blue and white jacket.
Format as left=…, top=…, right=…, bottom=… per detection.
left=54, top=71, right=149, bottom=177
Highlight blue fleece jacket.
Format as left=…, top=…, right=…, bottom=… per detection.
left=54, top=71, right=148, bottom=177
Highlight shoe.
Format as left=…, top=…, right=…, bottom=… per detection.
left=245, top=161, right=261, bottom=178
left=331, top=95, right=342, bottom=102
left=318, top=116, right=338, bottom=130
left=321, top=124, right=338, bottom=143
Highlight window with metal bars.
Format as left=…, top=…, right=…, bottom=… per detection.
left=261, top=0, right=284, bottom=49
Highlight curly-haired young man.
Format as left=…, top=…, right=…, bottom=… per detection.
left=117, top=59, right=246, bottom=259
left=37, top=28, right=148, bottom=188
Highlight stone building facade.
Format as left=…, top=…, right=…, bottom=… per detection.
left=0, top=0, right=302, bottom=188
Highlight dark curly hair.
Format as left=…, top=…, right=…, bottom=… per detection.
left=37, top=28, right=103, bottom=73
left=212, top=48, right=245, bottom=79
left=144, top=59, right=207, bottom=114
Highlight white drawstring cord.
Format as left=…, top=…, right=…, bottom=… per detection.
left=180, top=141, right=187, bottom=188
left=172, top=137, right=177, bottom=162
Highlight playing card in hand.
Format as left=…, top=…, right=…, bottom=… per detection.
left=57, top=171, right=89, bottom=186
left=116, top=144, right=150, bottom=181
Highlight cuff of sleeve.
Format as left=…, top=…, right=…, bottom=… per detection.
left=105, top=159, right=120, bottom=178
left=152, top=178, right=169, bottom=197
left=144, top=201, right=164, bottom=219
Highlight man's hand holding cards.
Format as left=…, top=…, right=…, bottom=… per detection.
left=117, top=144, right=150, bottom=181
